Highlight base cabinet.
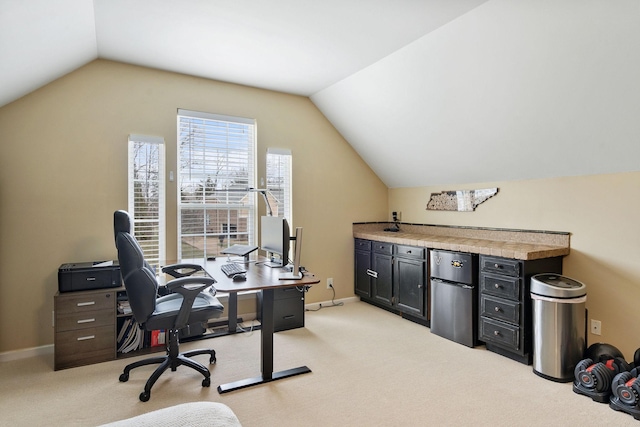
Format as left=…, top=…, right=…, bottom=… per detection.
left=354, top=239, right=428, bottom=325
left=54, top=288, right=117, bottom=370
left=257, top=287, right=305, bottom=332
left=478, top=255, right=562, bottom=364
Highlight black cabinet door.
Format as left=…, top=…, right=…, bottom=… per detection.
left=372, top=252, right=393, bottom=306
left=394, top=257, right=426, bottom=316
left=354, top=249, right=372, bottom=297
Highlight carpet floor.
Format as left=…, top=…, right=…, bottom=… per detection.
left=0, top=300, right=636, bottom=426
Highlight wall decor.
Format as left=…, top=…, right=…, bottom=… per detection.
left=426, top=188, right=499, bottom=212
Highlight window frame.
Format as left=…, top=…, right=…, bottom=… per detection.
left=177, top=109, right=257, bottom=260
left=127, top=134, right=166, bottom=272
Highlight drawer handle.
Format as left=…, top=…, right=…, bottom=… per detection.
left=77, top=318, right=96, bottom=324
left=494, top=330, right=501, bottom=336
left=77, top=335, right=95, bottom=341
left=407, top=250, right=412, bottom=254
left=494, top=263, right=501, bottom=269
left=283, top=315, right=295, bottom=320
left=86, top=277, right=96, bottom=281
left=76, top=301, right=96, bottom=307
left=367, top=269, right=378, bottom=278
left=494, top=283, right=501, bottom=289
left=494, top=307, right=502, bottom=313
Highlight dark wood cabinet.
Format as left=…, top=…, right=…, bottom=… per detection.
left=354, top=239, right=372, bottom=298
left=393, top=245, right=427, bottom=317
left=372, top=244, right=393, bottom=306
left=478, top=255, right=562, bottom=364
left=54, top=288, right=117, bottom=370
left=354, top=239, right=428, bottom=325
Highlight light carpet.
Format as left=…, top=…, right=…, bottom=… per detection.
left=0, top=301, right=636, bottom=426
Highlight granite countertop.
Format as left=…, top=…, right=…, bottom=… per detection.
left=353, top=223, right=570, bottom=261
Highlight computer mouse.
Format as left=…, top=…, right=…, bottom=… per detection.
left=232, top=274, right=246, bottom=282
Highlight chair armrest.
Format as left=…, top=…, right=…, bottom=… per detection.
left=166, top=276, right=218, bottom=330
left=162, top=263, right=206, bottom=278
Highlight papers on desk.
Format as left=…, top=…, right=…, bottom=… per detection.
left=92, top=260, right=114, bottom=267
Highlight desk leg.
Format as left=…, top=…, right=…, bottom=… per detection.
left=227, top=291, right=238, bottom=334
left=217, top=288, right=311, bottom=393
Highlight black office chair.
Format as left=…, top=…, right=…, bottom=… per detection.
left=113, top=210, right=224, bottom=402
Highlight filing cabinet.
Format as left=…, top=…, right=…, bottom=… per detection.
left=257, top=286, right=305, bottom=332
left=54, top=288, right=117, bottom=370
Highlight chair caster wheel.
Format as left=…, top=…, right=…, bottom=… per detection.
left=202, top=377, right=211, bottom=387
left=139, top=391, right=150, bottom=402
left=119, top=373, right=129, bottom=382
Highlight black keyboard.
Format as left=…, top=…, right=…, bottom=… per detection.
left=220, top=263, right=247, bottom=277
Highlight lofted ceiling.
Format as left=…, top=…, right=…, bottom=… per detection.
left=2, top=0, right=639, bottom=188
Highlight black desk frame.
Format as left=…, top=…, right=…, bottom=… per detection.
left=217, top=289, right=310, bottom=393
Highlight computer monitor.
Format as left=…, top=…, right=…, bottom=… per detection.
left=260, top=216, right=290, bottom=267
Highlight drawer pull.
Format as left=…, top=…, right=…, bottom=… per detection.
left=77, top=318, right=96, bottom=324
left=367, top=269, right=378, bottom=278
left=407, top=250, right=412, bottom=254
left=494, top=330, right=501, bottom=336
left=494, top=263, right=500, bottom=268
left=86, top=277, right=96, bottom=281
left=76, top=301, right=96, bottom=307
left=494, top=283, right=501, bottom=289
left=494, top=307, right=501, bottom=312
left=77, top=335, right=95, bottom=341
left=283, top=315, right=295, bottom=320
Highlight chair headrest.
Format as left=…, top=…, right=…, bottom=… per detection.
left=114, top=210, right=133, bottom=245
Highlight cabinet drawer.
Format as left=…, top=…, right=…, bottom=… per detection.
left=480, top=317, right=520, bottom=351
left=355, top=239, right=372, bottom=251
left=55, top=325, right=115, bottom=369
left=395, top=245, right=425, bottom=259
left=481, top=256, right=520, bottom=277
left=274, top=286, right=305, bottom=300
left=273, top=297, right=304, bottom=331
left=56, top=308, right=113, bottom=332
left=56, top=290, right=116, bottom=314
left=480, top=295, right=520, bottom=325
left=372, top=242, right=393, bottom=255
left=480, top=273, right=521, bottom=301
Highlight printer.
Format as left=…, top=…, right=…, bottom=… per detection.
left=58, top=261, right=121, bottom=293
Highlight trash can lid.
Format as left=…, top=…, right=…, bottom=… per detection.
left=530, top=273, right=586, bottom=299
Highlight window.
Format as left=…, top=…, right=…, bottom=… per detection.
left=266, top=148, right=292, bottom=222
left=128, top=135, right=166, bottom=272
left=177, top=109, right=256, bottom=259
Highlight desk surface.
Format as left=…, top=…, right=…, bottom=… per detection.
left=163, top=257, right=320, bottom=292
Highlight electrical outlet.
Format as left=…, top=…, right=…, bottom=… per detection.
left=327, top=277, right=334, bottom=289
left=591, top=319, right=602, bottom=335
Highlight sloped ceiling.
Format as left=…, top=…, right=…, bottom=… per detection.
left=2, top=0, right=639, bottom=188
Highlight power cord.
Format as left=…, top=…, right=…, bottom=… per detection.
left=305, top=283, right=343, bottom=312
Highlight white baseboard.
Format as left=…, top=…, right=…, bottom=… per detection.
left=305, top=296, right=359, bottom=310
left=0, top=296, right=359, bottom=363
left=0, top=344, right=53, bottom=363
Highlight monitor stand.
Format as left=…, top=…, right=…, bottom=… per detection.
left=279, top=227, right=303, bottom=280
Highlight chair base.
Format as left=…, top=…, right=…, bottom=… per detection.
left=119, top=335, right=216, bottom=402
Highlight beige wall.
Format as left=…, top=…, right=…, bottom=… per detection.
left=390, top=173, right=640, bottom=359
left=0, top=60, right=388, bottom=353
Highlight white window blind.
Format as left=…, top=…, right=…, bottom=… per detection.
left=177, top=109, right=256, bottom=260
left=266, top=148, right=292, bottom=222
left=128, top=134, right=166, bottom=272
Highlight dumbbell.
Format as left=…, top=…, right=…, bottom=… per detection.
left=574, top=357, right=631, bottom=393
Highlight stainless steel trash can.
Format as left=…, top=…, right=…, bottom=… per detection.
left=531, top=274, right=587, bottom=382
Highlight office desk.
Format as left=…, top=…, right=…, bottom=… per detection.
left=201, top=258, right=319, bottom=393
